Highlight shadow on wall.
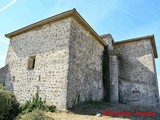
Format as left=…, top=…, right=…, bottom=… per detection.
left=117, top=52, right=159, bottom=107
left=0, top=64, right=14, bottom=91
left=0, top=65, right=9, bottom=86
left=102, top=47, right=110, bottom=102
left=0, top=64, right=15, bottom=94
left=4, top=64, right=14, bottom=91
left=69, top=101, right=160, bottom=119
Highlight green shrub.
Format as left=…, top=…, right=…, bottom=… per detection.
left=16, top=109, right=54, bottom=120
left=0, top=84, right=19, bottom=120
left=46, top=105, right=56, bottom=112
left=19, top=89, right=56, bottom=114
left=0, top=84, right=4, bottom=89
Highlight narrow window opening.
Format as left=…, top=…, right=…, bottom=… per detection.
left=39, top=75, right=41, bottom=81
left=32, top=58, right=35, bottom=69
left=13, top=76, right=15, bottom=82
left=28, top=56, right=36, bottom=70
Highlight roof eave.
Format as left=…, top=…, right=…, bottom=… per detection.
left=5, top=9, right=107, bottom=47
left=71, top=10, right=107, bottom=47
left=114, top=35, right=158, bottom=58
left=150, top=35, right=158, bottom=58
left=5, top=9, right=75, bottom=38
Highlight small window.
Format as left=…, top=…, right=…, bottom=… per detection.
left=28, top=56, right=36, bottom=70
left=13, top=76, right=15, bottom=82
left=39, top=75, right=41, bottom=81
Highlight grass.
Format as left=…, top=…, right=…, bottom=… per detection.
left=46, top=101, right=160, bottom=120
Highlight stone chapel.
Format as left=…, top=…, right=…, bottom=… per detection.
left=0, top=9, right=159, bottom=109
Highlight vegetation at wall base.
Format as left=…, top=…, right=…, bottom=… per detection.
left=15, top=109, right=54, bottom=120
left=0, top=84, right=56, bottom=120
left=102, top=47, right=110, bottom=102
left=19, top=88, right=56, bottom=114
left=0, top=84, right=19, bottom=120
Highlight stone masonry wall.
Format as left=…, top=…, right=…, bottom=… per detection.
left=0, top=65, right=8, bottom=85
left=109, top=55, right=119, bottom=103
left=67, top=18, right=104, bottom=108
left=114, top=39, right=159, bottom=107
left=5, top=18, right=71, bottom=109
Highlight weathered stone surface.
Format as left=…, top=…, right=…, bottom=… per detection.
left=0, top=65, right=8, bottom=85
left=102, top=34, right=119, bottom=103
left=5, top=18, right=71, bottom=109
left=4, top=16, right=105, bottom=110
left=67, top=18, right=104, bottom=108
left=109, top=55, right=119, bottom=103
left=101, top=34, right=114, bottom=51
left=114, top=39, right=159, bottom=106
left=119, top=79, right=158, bottom=107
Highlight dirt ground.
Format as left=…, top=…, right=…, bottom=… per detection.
left=47, top=112, right=129, bottom=120
left=46, top=101, right=160, bottom=120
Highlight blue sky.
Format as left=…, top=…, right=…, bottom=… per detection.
left=0, top=0, right=160, bottom=92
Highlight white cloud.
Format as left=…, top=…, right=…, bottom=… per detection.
left=0, top=0, right=17, bottom=13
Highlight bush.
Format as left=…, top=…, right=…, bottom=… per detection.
left=16, top=109, right=54, bottom=120
left=0, top=84, right=19, bottom=120
left=0, top=85, right=56, bottom=120
left=19, top=89, right=56, bottom=114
